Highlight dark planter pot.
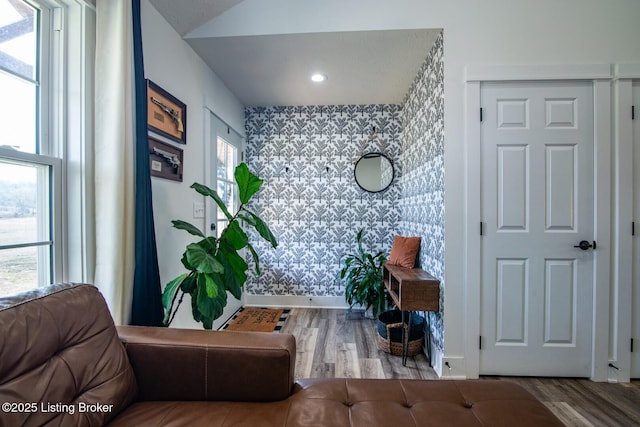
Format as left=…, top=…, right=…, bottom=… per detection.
left=377, top=310, right=424, bottom=343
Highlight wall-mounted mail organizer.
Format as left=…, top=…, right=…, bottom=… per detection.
left=149, top=137, right=183, bottom=182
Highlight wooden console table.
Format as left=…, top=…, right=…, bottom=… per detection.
left=382, top=263, right=440, bottom=365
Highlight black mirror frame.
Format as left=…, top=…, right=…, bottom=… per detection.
left=353, top=151, right=395, bottom=193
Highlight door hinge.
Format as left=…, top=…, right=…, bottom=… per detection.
left=480, top=108, right=484, bottom=122
left=633, top=222, right=636, bottom=236
left=479, top=336, right=482, bottom=350
left=632, top=338, right=635, bottom=353
left=480, top=222, right=484, bottom=236
left=633, top=105, right=635, bottom=120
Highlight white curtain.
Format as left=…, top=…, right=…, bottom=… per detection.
left=94, top=0, right=136, bottom=325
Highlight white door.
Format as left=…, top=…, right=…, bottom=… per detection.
left=632, top=82, right=640, bottom=378
left=480, top=82, right=595, bottom=377
left=212, top=115, right=242, bottom=238
left=209, top=113, right=244, bottom=325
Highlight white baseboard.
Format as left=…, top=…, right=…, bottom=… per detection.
left=244, top=294, right=349, bottom=309
left=607, top=359, right=629, bottom=383
left=439, top=375, right=469, bottom=380
left=438, top=356, right=467, bottom=380
left=407, top=329, right=453, bottom=378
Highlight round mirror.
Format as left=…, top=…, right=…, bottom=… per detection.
left=354, top=152, right=394, bottom=193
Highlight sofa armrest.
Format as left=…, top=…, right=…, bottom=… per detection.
left=117, top=326, right=296, bottom=402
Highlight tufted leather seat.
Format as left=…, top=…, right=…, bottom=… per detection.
left=287, top=378, right=563, bottom=426
left=109, top=377, right=564, bottom=426
left=0, top=283, right=564, bottom=426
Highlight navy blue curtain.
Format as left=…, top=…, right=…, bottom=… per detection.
left=130, top=0, right=164, bottom=326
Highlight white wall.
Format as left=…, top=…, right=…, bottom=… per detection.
left=186, top=0, right=640, bottom=375
left=141, top=0, right=245, bottom=329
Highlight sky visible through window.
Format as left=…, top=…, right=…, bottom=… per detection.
left=1, top=0, right=38, bottom=174
left=0, top=0, right=44, bottom=295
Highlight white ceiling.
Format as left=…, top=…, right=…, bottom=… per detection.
left=148, top=1, right=441, bottom=107
left=147, top=0, right=245, bottom=36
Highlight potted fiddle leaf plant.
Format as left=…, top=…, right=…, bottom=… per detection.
left=337, top=228, right=387, bottom=318
left=162, top=163, right=277, bottom=329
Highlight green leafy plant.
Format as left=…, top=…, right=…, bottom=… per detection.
left=162, top=163, right=277, bottom=329
left=337, top=228, right=387, bottom=318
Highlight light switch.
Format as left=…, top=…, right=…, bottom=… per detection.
left=193, top=203, right=205, bottom=218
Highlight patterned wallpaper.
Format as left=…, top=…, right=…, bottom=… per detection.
left=243, top=31, right=444, bottom=352
left=398, top=32, right=445, bottom=351
left=244, top=105, right=403, bottom=297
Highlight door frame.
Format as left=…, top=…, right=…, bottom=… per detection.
left=203, top=105, right=246, bottom=244
left=203, top=102, right=246, bottom=328
left=615, top=64, right=640, bottom=381
left=464, top=64, right=613, bottom=381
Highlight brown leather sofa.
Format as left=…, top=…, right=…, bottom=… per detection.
left=0, top=283, right=563, bottom=426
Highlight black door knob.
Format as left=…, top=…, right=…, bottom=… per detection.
left=573, top=240, right=596, bottom=250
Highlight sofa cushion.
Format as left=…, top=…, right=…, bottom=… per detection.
left=287, top=378, right=564, bottom=427
left=0, top=283, right=137, bottom=426
left=109, top=378, right=563, bottom=426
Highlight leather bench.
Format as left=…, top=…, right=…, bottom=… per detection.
left=0, top=283, right=563, bottom=426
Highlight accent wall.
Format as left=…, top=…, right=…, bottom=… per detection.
left=398, top=32, right=445, bottom=352
left=244, top=105, right=403, bottom=298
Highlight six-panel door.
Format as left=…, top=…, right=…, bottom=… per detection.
left=480, top=82, right=595, bottom=376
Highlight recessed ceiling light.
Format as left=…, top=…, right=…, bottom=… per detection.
left=311, top=73, right=327, bottom=83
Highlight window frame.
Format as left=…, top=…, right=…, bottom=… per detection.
left=0, top=0, right=96, bottom=291
left=0, top=147, right=62, bottom=284
left=215, top=135, right=241, bottom=237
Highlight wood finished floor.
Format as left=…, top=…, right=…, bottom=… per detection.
left=281, top=308, right=640, bottom=427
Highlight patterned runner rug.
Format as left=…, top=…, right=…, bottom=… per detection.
left=221, top=307, right=289, bottom=333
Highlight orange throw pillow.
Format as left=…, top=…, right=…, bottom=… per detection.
left=388, top=236, right=421, bottom=268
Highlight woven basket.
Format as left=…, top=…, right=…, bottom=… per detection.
left=376, top=321, right=424, bottom=357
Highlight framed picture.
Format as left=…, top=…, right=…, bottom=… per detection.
left=147, top=79, right=187, bottom=144
left=149, top=137, right=183, bottom=182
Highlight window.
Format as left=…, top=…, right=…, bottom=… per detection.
left=0, top=155, right=60, bottom=295
left=215, top=136, right=239, bottom=237
left=0, top=0, right=41, bottom=154
left=0, top=0, right=62, bottom=296
left=211, top=114, right=243, bottom=238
